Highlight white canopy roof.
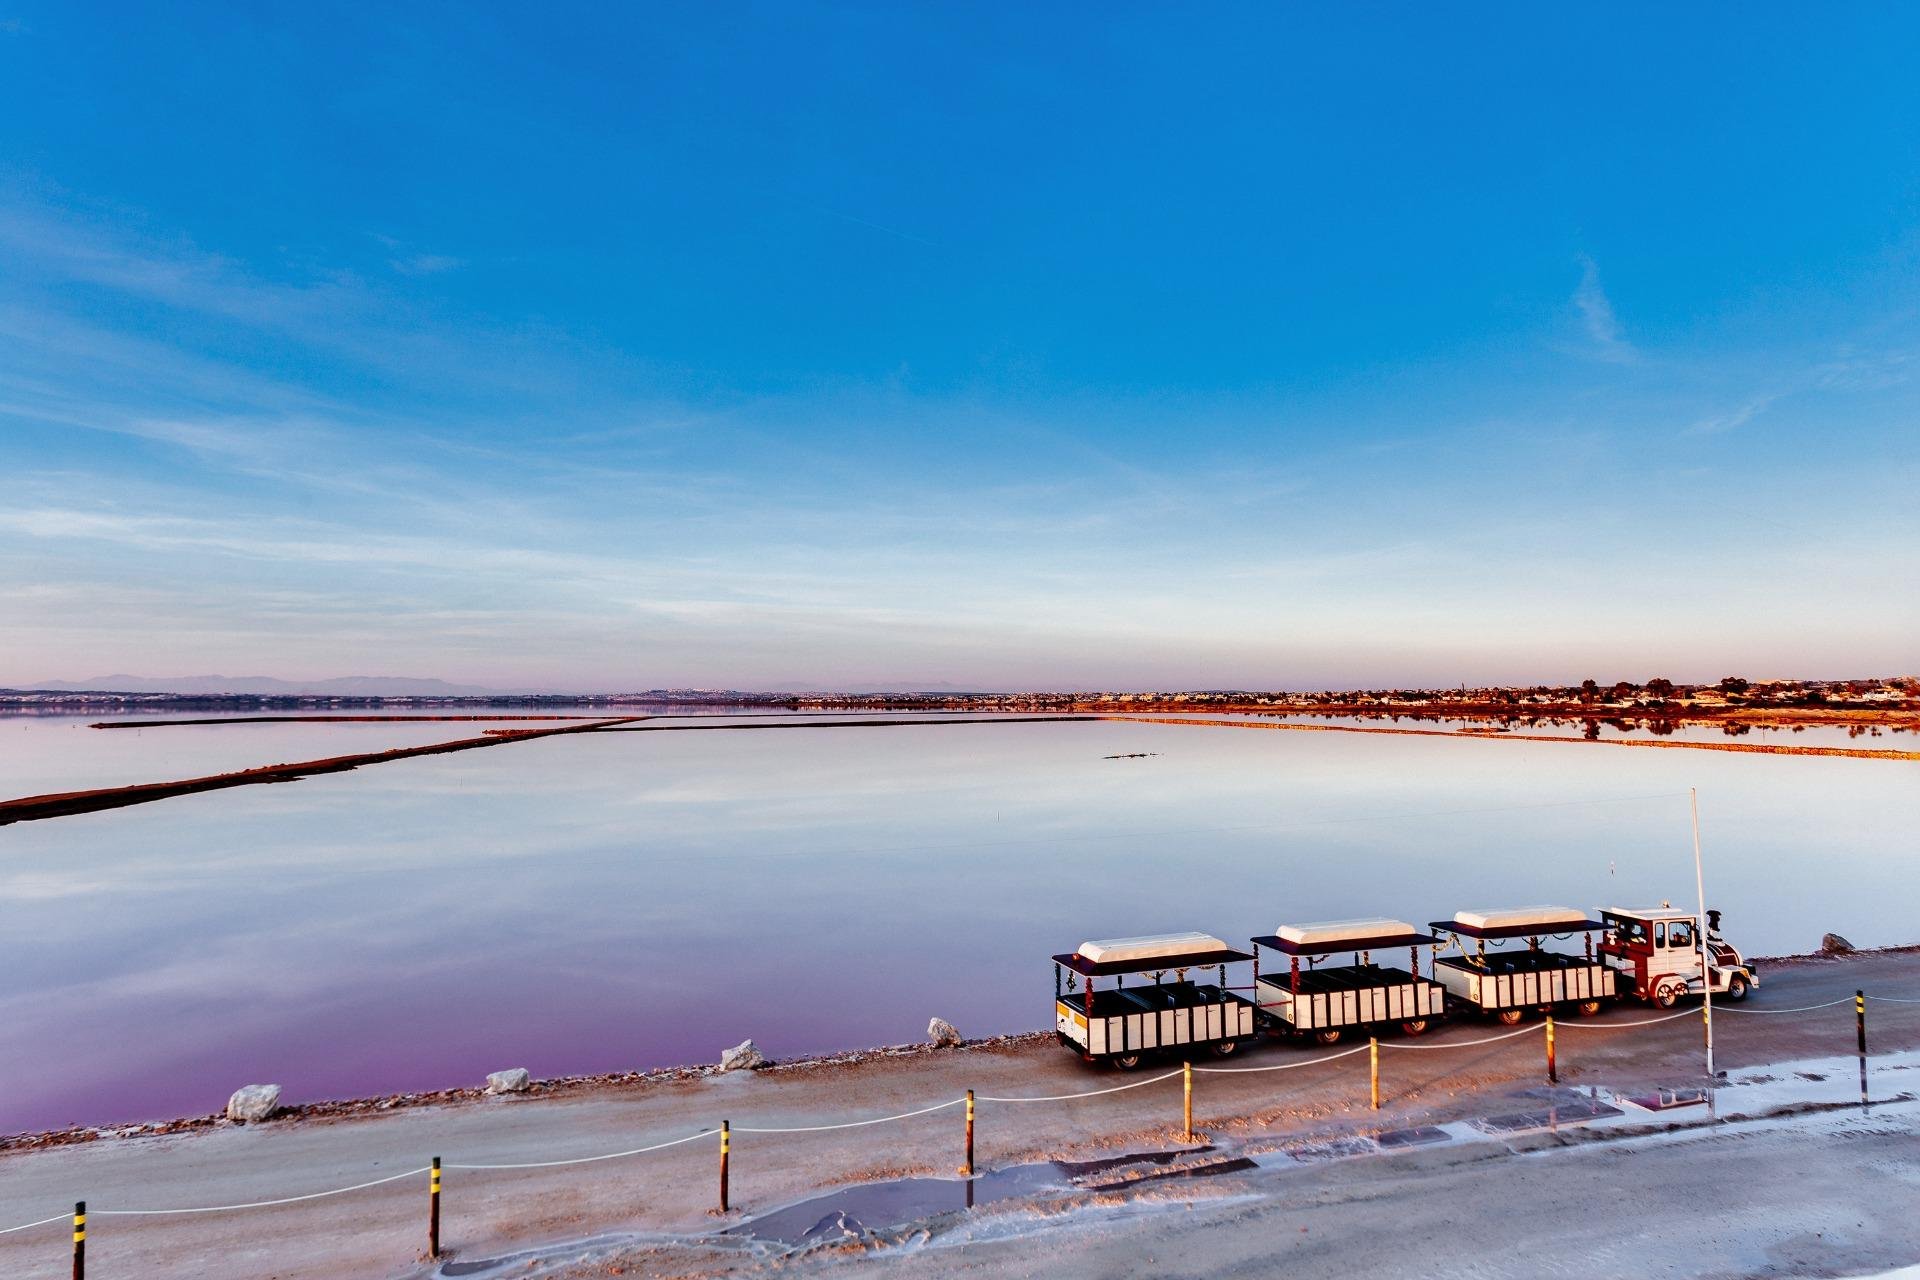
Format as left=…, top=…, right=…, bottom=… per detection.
left=1078, top=932, right=1230, bottom=965
left=1276, top=918, right=1418, bottom=946
left=1602, top=905, right=1697, bottom=921
left=1453, top=906, right=1589, bottom=931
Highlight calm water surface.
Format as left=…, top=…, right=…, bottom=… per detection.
left=3, top=715, right=1915, bottom=1133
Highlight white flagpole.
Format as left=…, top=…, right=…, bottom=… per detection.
left=1691, top=787, right=1714, bottom=1078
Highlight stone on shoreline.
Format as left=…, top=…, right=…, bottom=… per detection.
left=1821, top=933, right=1856, bottom=956
left=718, top=1039, right=766, bottom=1073
left=226, top=1083, right=282, bottom=1122
left=927, top=1017, right=962, bottom=1047
left=486, top=1068, right=531, bottom=1095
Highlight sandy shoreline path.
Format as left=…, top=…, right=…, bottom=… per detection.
left=3, top=950, right=1917, bottom=1279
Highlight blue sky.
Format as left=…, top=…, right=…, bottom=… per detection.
left=1, top=4, right=1916, bottom=690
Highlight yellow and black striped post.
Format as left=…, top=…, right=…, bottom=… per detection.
left=718, top=1121, right=730, bottom=1213
left=1183, top=1061, right=1194, bottom=1142
left=1369, top=1038, right=1380, bottom=1110
left=71, top=1200, right=84, bottom=1280
left=1546, top=1015, right=1558, bottom=1084
left=428, top=1158, right=441, bottom=1259
left=961, top=1090, right=975, bottom=1177
left=1857, top=990, right=1868, bottom=1106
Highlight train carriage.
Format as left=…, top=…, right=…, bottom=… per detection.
left=1053, top=932, right=1258, bottom=1068
left=1428, top=906, right=1615, bottom=1023
left=1250, top=919, right=1447, bottom=1044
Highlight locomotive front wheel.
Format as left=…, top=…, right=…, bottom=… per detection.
left=1211, top=1038, right=1242, bottom=1057
left=1725, top=974, right=1750, bottom=1002
left=1651, top=982, right=1680, bottom=1009
left=1495, top=1008, right=1525, bottom=1026
left=1399, top=1019, right=1429, bottom=1037
left=1313, top=1029, right=1343, bottom=1045
left=1111, top=1052, right=1143, bottom=1070
left=1575, top=1000, right=1603, bottom=1017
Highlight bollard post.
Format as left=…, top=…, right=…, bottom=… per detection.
left=428, top=1158, right=441, bottom=1259
left=1183, top=1061, right=1193, bottom=1142
left=1369, top=1038, right=1380, bottom=1110
left=719, top=1121, right=730, bottom=1213
left=1857, top=990, right=1868, bottom=1106
left=71, top=1200, right=84, bottom=1280
left=962, top=1090, right=975, bottom=1177
left=1546, top=1015, right=1558, bottom=1084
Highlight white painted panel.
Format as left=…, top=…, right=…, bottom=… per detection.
left=1434, top=966, right=1475, bottom=1002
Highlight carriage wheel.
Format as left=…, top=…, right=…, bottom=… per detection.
left=1725, top=973, right=1750, bottom=1002
left=1111, top=1052, right=1143, bottom=1070
left=1651, top=981, right=1680, bottom=1009
left=1211, top=1038, right=1242, bottom=1057
left=1575, top=999, right=1603, bottom=1017
left=1313, top=1028, right=1343, bottom=1045
left=1399, top=1019, right=1429, bottom=1037
left=1495, top=1008, right=1525, bottom=1026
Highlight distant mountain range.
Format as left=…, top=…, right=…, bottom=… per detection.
left=25, top=675, right=527, bottom=697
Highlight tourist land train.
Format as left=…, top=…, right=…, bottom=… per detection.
left=1053, top=905, right=1758, bottom=1068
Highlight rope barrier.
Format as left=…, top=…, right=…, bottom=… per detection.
left=92, top=1167, right=430, bottom=1216
left=1193, top=1043, right=1370, bottom=1073
left=445, top=1128, right=715, bottom=1171
left=733, top=1098, right=966, bottom=1133
left=4, top=983, right=1909, bottom=1239
left=1716, top=997, right=1853, bottom=1015
left=1378, top=1022, right=1543, bottom=1051
left=1558, top=1007, right=1699, bottom=1029
left=977, top=1069, right=1185, bottom=1103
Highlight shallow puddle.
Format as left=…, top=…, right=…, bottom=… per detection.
left=727, top=1162, right=1066, bottom=1245
left=1374, top=1125, right=1451, bottom=1149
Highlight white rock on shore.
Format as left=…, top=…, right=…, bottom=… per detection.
left=486, top=1068, right=531, bottom=1095
left=226, top=1083, right=282, bottom=1122
left=927, top=1017, right=962, bottom=1047
left=718, top=1039, right=766, bottom=1073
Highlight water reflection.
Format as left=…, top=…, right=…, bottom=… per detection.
left=1, top=717, right=1914, bottom=1134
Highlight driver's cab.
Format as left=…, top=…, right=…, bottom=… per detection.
left=1598, top=905, right=1758, bottom=1006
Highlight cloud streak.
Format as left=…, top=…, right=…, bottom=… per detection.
left=1572, top=253, right=1635, bottom=363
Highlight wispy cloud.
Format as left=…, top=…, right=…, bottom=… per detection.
left=370, top=233, right=463, bottom=276
left=390, top=252, right=463, bottom=276
left=1684, top=392, right=1780, bottom=436
left=1813, top=347, right=1914, bottom=392
left=1571, top=253, right=1635, bottom=363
